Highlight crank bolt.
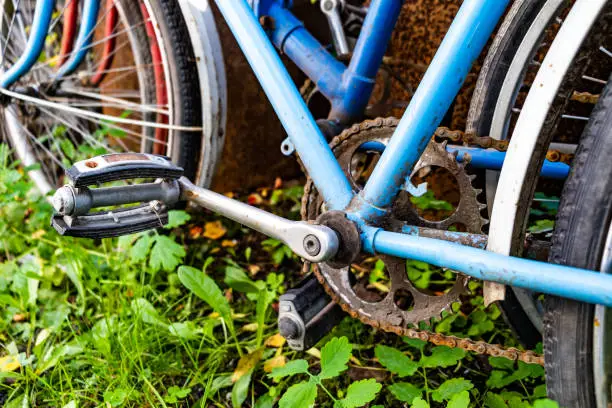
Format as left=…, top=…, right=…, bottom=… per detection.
left=303, top=234, right=321, bottom=256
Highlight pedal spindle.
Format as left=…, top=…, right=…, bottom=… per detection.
left=51, top=153, right=183, bottom=239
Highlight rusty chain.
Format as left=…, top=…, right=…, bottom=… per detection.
left=307, top=261, right=545, bottom=366
left=301, top=119, right=551, bottom=366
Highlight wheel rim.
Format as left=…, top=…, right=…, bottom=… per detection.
left=0, top=0, right=174, bottom=194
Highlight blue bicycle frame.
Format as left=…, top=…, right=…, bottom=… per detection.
left=214, top=0, right=612, bottom=306
left=1, top=0, right=610, bottom=306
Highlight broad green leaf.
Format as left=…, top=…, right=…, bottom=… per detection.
left=507, top=396, right=531, bottom=408
left=319, top=336, right=352, bottom=379
left=269, top=359, right=309, bottom=380
left=149, top=235, right=185, bottom=272
left=231, top=369, right=252, bottom=407
left=279, top=380, right=317, bottom=408
left=36, top=343, right=83, bottom=373
left=178, top=265, right=233, bottom=333
left=224, top=265, right=264, bottom=294
left=532, top=384, right=547, bottom=399
left=103, top=388, right=129, bottom=407
left=339, top=378, right=381, bottom=408
left=129, top=234, right=153, bottom=262
left=164, top=386, right=192, bottom=403
left=165, top=210, right=191, bottom=229
left=484, top=392, right=508, bottom=408
left=168, top=322, right=199, bottom=339
left=388, top=382, right=422, bottom=403
left=374, top=345, right=418, bottom=377
left=431, top=378, right=474, bottom=402
left=131, top=298, right=167, bottom=327
left=403, top=338, right=427, bottom=351
left=256, top=289, right=274, bottom=347
left=533, top=400, right=560, bottom=408
left=59, top=139, right=75, bottom=159
left=448, top=391, right=470, bottom=408
left=254, top=394, right=274, bottom=408
left=486, top=361, right=545, bottom=389
left=411, top=397, right=430, bottom=408
left=419, top=346, right=466, bottom=368
left=488, top=357, right=514, bottom=370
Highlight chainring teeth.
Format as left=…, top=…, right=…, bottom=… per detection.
left=303, top=118, right=488, bottom=328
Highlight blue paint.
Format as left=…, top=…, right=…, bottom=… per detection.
left=256, top=0, right=400, bottom=124
left=447, top=146, right=570, bottom=179
left=263, top=2, right=345, bottom=101
left=329, top=0, right=402, bottom=123
left=359, top=142, right=570, bottom=179
left=55, top=0, right=101, bottom=79
left=368, top=227, right=612, bottom=307
left=0, top=0, right=55, bottom=89
left=401, top=225, right=488, bottom=249
left=214, top=0, right=354, bottom=210
left=355, top=0, right=511, bottom=220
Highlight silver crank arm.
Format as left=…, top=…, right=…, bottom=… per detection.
left=179, top=178, right=339, bottom=263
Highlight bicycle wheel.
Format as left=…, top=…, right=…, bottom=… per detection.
left=0, top=0, right=202, bottom=195
left=544, top=74, right=612, bottom=408
left=467, top=0, right=610, bottom=347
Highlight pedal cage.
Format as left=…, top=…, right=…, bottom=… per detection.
left=278, top=274, right=345, bottom=351
left=51, top=153, right=183, bottom=239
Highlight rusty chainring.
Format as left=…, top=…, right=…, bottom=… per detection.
left=300, top=117, right=545, bottom=365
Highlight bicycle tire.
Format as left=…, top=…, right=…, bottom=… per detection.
left=144, top=0, right=203, bottom=180
left=544, top=74, right=612, bottom=407
left=0, top=0, right=202, bottom=191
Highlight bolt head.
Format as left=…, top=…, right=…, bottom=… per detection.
left=52, top=186, right=75, bottom=215
left=303, top=234, right=321, bottom=256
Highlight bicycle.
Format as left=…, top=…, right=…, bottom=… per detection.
left=1, top=0, right=610, bottom=405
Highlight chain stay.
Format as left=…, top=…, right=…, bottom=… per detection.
left=435, top=126, right=574, bottom=165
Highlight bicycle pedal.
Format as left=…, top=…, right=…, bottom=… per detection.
left=278, top=274, right=345, bottom=351
left=51, top=153, right=183, bottom=239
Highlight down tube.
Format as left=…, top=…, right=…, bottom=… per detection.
left=356, top=0, right=510, bottom=219
left=213, top=0, right=354, bottom=211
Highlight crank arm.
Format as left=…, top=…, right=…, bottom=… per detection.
left=320, top=0, right=350, bottom=58
left=179, top=178, right=339, bottom=263
left=51, top=154, right=340, bottom=263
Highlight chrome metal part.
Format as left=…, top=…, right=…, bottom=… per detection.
left=179, top=177, right=339, bottom=263
left=320, top=0, right=350, bottom=57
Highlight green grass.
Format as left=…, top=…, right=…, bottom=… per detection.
left=0, top=144, right=559, bottom=407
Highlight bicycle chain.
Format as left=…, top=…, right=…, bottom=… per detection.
left=301, top=118, right=546, bottom=366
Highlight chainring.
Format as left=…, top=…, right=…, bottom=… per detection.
left=301, top=117, right=488, bottom=326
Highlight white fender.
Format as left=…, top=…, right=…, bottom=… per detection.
left=487, top=0, right=607, bottom=304
left=178, top=0, right=228, bottom=187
